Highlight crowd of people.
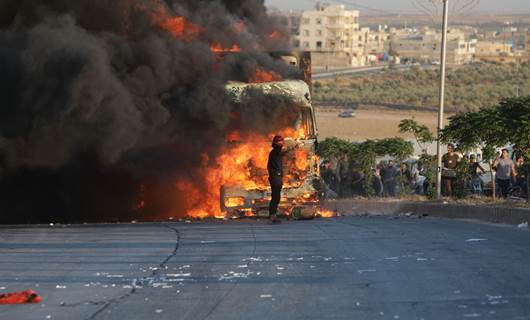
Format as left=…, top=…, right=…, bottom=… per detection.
left=320, top=152, right=429, bottom=198
left=319, top=145, right=527, bottom=199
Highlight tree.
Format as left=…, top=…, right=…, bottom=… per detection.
left=317, top=137, right=413, bottom=197
left=441, top=96, right=530, bottom=201
left=398, top=118, right=435, bottom=154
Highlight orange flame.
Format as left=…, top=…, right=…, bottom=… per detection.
left=178, top=126, right=310, bottom=219
left=210, top=42, right=242, bottom=53
left=249, top=69, right=282, bottom=83
left=317, top=209, right=336, bottom=218
left=159, top=16, right=203, bottom=41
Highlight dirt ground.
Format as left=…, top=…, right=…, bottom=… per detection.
left=315, top=106, right=451, bottom=141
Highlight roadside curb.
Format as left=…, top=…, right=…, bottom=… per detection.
left=322, top=199, right=530, bottom=226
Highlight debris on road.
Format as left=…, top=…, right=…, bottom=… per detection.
left=465, top=238, right=487, bottom=242
left=0, top=290, right=41, bottom=304
left=517, top=222, right=528, bottom=228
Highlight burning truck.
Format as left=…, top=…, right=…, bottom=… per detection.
left=177, top=52, right=323, bottom=220
left=221, top=77, right=321, bottom=219
left=222, top=52, right=322, bottom=219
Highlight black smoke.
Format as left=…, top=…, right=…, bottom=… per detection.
left=0, top=0, right=296, bottom=223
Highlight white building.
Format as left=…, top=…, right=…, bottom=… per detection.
left=297, top=3, right=365, bottom=69
left=390, top=28, right=476, bottom=65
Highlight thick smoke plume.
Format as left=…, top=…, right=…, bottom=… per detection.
left=0, top=0, right=296, bottom=223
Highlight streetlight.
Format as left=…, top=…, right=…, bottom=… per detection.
left=435, top=0, right=449, bottom=199
left=413, top=0, right=480, bottom=199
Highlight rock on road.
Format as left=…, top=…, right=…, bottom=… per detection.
left=1, top=216, right=530, bottom=320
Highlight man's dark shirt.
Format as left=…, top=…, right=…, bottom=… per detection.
left=267, top=147, right=283, bottom=178
left=442, top=153, right=459, bottom=169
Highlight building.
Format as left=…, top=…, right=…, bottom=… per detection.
left=473, top=40, right=521, bottom=63
left=390, top=28, right=476, bottom=65
left=297, top=3, right=364, bottom=69
left=359, top=25, right=391, bottom=63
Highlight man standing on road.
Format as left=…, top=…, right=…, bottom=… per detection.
left=493, top=149, right=517, bottom=198
left=267, top=135, right=286, bottom=224
left=336, top=152, right=351, bottom=198
left=442, top=143, right=459, bottom=197
left=382, top=160, right=398, bottom=197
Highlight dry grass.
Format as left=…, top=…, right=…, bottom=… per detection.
left=315, top=106, right=448, bottom=141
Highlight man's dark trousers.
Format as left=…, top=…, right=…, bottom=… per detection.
left=269, top=176, right=283, bottom=216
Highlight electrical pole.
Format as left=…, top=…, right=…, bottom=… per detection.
left=435, top=0, right=449, bottom=199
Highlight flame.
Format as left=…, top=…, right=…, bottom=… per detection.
left=317, top=209, right=336, bottom=218
left=210, top=42, right=241, bottom=53
left=159, top=16, right=203, bottom=41
left=249, top=69, right=282, bottom=83
left=178, top=126, right=310, bottom=219
left=267, top=30, right=285, bottom=41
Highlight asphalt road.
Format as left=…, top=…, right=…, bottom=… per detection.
left=312, top=64, right=435, bottom=80
left=1, top=216, right=530, bottom=320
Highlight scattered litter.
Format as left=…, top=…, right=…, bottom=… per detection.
left=463, top=313, right=481, bottom=318
left=260, top=294, right=273, bottom=298
left=277, top=272, right=283, bottom=275
left=517, top=222, right=528, bottom=228
left=465, top=239, right=487, bottom=242
left=244, top=257, right=263, bottom=262
left=276, top=266, right=285, bottom=270
left=155, top=309, right=163, bottom=313
left=200, top=241, right=217, bottom=244
left=0, top=290, right=41, bottom=304
left=166, top=273, right=191, bottom=277
left=416, top=258, right=428, bottom=261
left=55, top=285, right=66, bottom=289
left=384, top=257, right=399, bottom=261
left=219, top=271, right=252, bottom=281
left=358, top=269, right=376, bottom=274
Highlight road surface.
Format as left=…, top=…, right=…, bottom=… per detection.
left=312, top=64, right=435, bottom=80
left=1, top=216, right=530, bottom=320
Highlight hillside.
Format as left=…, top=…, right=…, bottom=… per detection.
left=313, top=63, right=530, bottom=112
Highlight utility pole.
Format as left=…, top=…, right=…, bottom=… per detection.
left=435, top=0, right=449, bottom=199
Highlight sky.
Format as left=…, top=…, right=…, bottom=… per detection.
left=265, top=0, right=529, bottom=14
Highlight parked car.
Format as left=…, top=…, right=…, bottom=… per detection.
left=338, top=111, right=356, bottom=118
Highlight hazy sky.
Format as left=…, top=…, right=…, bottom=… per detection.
left=265, top=0, right=529, bottom=14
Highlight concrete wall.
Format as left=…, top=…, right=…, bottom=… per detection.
left=322, top=199, right=530, bottom=226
